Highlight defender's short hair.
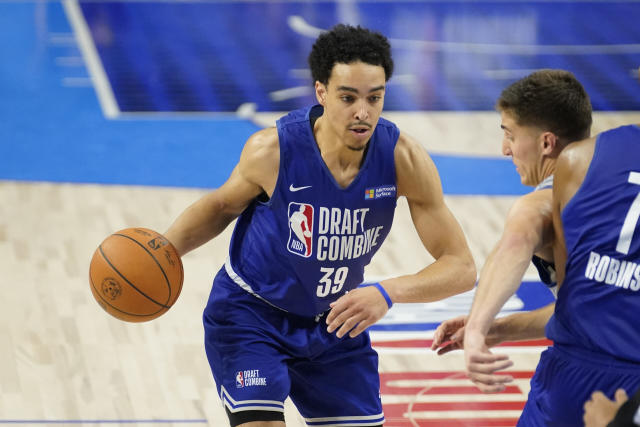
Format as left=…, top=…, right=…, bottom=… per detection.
left=496, top=69, right=592, bottom=144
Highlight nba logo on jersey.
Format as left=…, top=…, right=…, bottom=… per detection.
left=236, top=371, right=244, bottom=388
left=287, top=202, right=314, bottom=258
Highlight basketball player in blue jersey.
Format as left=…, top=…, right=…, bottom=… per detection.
left=514, top=123, right=640, bottom=425
left=164, top=24, right=476, bottom=427
left=430, top=70, right=592, bottom=384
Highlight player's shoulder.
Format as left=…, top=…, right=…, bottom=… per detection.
left=244, top=127, right=279, bottom=156
left=394, top=132, right=442, bottom=198
left=241, top=127, right=280, bottom=170
left=555, top=136, right=597, bottom=191
left=247, top=126, right=278, bottom=147
left=557, top=136, right=596, bottom=170
left=510, top=188, right=552, bottom=220
left=394, top=131, right=428, bottom=164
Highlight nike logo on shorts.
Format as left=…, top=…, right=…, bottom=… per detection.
left=289, top=184, right=312, bottom=192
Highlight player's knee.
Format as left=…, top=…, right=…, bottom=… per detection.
left=226, top=407, right=285, bottom=427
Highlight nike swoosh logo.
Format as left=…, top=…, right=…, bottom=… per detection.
left=289, top=184, right=312, bottom=192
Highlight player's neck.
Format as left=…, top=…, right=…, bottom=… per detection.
left=314, top=118, right=367, bottom=169
left=539, top=158, right=556, bottom=183
left=314, top=118, right=368, bottom=187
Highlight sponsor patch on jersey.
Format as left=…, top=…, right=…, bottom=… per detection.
left=287, top=202, right=314, bottom=257
left=365, top=185, right=396, bottom=200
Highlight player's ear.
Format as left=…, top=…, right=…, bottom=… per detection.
left=541, top=132, right=558, bottom=156
left=315, top=81, right=327, bottom=105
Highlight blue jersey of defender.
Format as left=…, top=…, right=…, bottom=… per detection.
left=546, top=125, right=640, bottom=363
left=226, top=105, right=399, bottom=316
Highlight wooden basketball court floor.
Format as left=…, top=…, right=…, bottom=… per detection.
left=2, top=1, right=640, bottom=426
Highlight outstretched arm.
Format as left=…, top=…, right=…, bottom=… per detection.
left=326, top=133, right=477, bottom=338
left=432, top=302, right=554, bottom=355
left=164, top=128, right=279, bottom=256
left=463, top=188, right=553, bottom=392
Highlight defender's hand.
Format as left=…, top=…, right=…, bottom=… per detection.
left=326, top=286, right=390, bottom=338
left=464, top=330, right=513, bottom=393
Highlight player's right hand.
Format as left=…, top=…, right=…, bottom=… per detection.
left=464, top=330, right=514, bottom=393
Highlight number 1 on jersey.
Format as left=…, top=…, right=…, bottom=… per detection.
left=616, top=171, right=640, bottom=255
left=317, top=267, right=349, bottom=297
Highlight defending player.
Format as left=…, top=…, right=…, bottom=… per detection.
left=518, top=124, right=640, bottom=425
left=431, top=71, right=592, bottom=390
left=164, top=24, right=476, bottom=427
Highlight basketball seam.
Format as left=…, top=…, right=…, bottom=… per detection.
left=99, top=241, right=172, bottom=308
left=119, top=233, right=177, bottom=304
left=114, top=232, right=179, bottom=305
left=89, top=269, right=167, bottom=318
left=113, top=233, right=175, bottom=308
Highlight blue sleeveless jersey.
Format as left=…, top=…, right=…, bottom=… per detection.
left=226, top=105, right=399, bottom=317
left=546, top=125, right=640, bottom=363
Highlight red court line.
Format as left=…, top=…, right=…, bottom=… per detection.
left=380, top=371, right=534, bottom=380
left=384, top=401, right=526, bottom=412
left=380, top=371, right=531, bottom=395
left=381, top=385, right=523, bottom=395
left=382, top=417, right=520, bottom=427
left=373, top=339, right=552, bottom=348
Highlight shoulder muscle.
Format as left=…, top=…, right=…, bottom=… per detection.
left=238, top=127, right=280, bottom=196
left=395, top=132, right=443, bottom=206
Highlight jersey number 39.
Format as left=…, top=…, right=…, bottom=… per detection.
left=317, top=267, right=349, bottom=297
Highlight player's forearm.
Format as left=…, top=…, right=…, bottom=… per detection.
left=465, top=244, right=533, bottom=336
left=488, top=302, right=554, bottom=344
left=165, top=195, right=237, bottom=256
left=383, top=253, right=476, bottom=303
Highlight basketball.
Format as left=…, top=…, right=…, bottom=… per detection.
left=89, top=227, right=184, bottom=322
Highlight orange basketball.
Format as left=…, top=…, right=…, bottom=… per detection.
left=89, top=227, right=184, bottom=322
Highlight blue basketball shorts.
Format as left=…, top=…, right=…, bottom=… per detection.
left=202, top=268, right=385, bottom=426
left=518, top=345, right=640, bottom=426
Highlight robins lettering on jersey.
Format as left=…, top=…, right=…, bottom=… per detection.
left=316, top=207, right=384, bottom=261
left=584, top=251, right=640, bottom=291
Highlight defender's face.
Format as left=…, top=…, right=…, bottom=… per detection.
left=315, top=61, right=386, bottom=151
left=500, top=111, right=545, bottom=187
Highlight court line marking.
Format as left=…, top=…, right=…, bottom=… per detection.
left=62, top=0, right=120, bottom=118
left=288, top=15, right=640, bottom=55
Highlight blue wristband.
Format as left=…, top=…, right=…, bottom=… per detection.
left=360, top=282, right=393, bottom=309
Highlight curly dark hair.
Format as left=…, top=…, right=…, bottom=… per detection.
left=308, top=24, right=394, bottom=85
left=496, top=69, right=592, bottom=144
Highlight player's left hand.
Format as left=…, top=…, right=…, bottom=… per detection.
left=464, top=329, right=513, bottom=393
left=326, top=286, right=390, bottom=338
left=583, top=389, right=628, bottom=427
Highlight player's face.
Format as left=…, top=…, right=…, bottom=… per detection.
left=315, top=61, right=386, bottom=151
left=500, top=111, right=546, bottom=186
